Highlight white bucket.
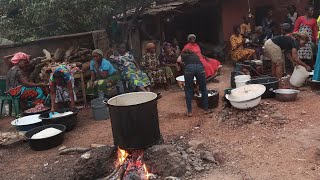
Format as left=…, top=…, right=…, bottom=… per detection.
left=235, top=79, right=250, bottom=88
left=235, top=75, right=251, bottom=81
left=290, top=65, right=310, bottom=87
left=235, top=75, right=251, bottom=88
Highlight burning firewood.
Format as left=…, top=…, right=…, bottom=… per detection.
left=59, top=147, right=91, bottom=155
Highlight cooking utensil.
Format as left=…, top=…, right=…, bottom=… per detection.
left=105, top=92, right=162, bottom=150
left=226, top=84, right=266, bottom=109
left=11, top=114, right=42, bottom=132
left=273, top=89, right=300, bottom=102
left=39, top=108, right=78, bottom=132
left=25, top=124, right=66, bottom=151
left=227, top=96, right=262, bottom=110
left=247, top=76, right=279, bottom=99
left=195, top=90, right=219, bottom=109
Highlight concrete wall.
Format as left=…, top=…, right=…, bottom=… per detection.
left=222, top=0, right=310, bottom=41
left=0, top=33, right=95, bottom=75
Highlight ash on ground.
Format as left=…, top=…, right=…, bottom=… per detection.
left=217, top=102, right=289, bottom=127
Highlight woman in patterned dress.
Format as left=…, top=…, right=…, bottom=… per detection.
left=49, top=66, right=76, bottom=112
left=159, top=42, right=181, bottom=82
left=294, top=5, right=318, bottom=67
left=230, top=25, right=256, bottom=61
left=141, top=43, right=168, bottom=88
left=113, top=43, right=151, bottom=92
left=7, top=52, right=47, bottom=109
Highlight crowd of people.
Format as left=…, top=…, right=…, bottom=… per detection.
left=5, top=4, right=320, bottom=116
left=229, top=5, right=320, bottom=79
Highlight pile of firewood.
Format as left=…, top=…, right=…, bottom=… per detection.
left=28, top=47, right=93, bottom=82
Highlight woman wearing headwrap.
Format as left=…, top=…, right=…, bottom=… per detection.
left=112, top=43, right=151, bottom=92
left=182, top=34, right=221, bottom=78
left=87, top=49, right=120, bottom=98
left=159, top=42, right=180, bottom=82
left=7, top=52, right=47, bottom=109
left=141, top=43, right=168, bottom=87
left=49, top=66, right=76, bottom=112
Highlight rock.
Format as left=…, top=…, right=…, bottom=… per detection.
left=264, top=115, right=269, bottom=119
left=44, top=163, right=48, bottom=167
left=200, top=151, right=217, bottom=164
left=194, top=166, right=205, bottom=172
left=188, top=140, right=204, bottom=150
left=185, top=171, right=192, bottom=176
left=301, top=111, right=307, bottom=115
left=270, top=111, right=285, bottom=120
left=277, top=119, right=287, bottom=125
left=58, top=146, right=67, bottom=151
left=212, top=151, right=225, bottom=166
left=186, top=148, right=195, bottom=154
left=81, top=152, right=91, bottom=160
left=144, top=145, right=187, bottom=177
left=165, top=176, right=180, bottom=180
left=72, top=146, right=116, bottom=180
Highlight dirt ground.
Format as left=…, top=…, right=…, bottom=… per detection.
left=1, top=65, right=320, bottom=180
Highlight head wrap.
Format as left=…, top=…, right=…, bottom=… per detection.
left=92, top=49, right=104, bottom=57
left=145, top=42, right=156, bottom=51
left=187, top=34, right=196, bottom=41
left=11, top=52, right=30, bottom=64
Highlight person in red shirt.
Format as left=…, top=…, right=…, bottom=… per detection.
left=294, top=5, right=318, bottom=67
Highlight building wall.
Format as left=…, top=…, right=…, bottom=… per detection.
left=222, top=0, right=310, bottom=41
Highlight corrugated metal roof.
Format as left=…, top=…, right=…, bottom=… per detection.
left=123, top=0, right=199, bottom=17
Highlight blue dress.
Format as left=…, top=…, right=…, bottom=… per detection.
left=313, top=42, right=320, bottom=81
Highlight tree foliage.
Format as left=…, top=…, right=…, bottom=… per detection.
left=0, top=0, right=151, bottom=42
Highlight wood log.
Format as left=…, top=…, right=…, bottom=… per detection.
left=59, top=147, right=91, bottom=155
left=30, top=62, right=47, bottom=81
left=65, top=47, right=75, bottom=59
left=30, top=57, right=45, bottom=67
left=53, top=48, right=66, bottom=62
left=42, top=49, right=51, bottom=59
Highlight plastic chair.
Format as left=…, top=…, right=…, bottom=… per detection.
left=0, top=77, right=20, bottom=117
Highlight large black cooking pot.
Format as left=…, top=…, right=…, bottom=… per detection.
left=247, top=76, right=279, bottom=99
left=105, top=92, right=161, bottom=150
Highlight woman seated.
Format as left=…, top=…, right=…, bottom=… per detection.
left=141, top=43, right=169, bottom=88
left=88, top=49, right=120, bottom=98
left=113, top=43, right=151, bottom=92
left=7, top=52, right=47, bottom=110
left=159, top=42, right=181, bottom=80
left=49, top=66, right=76, bottom=112
left=182, top=34, right=221, bottom=79
left=230, top=25, right=257, bottom=61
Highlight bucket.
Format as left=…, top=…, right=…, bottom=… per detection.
left=91, top=98, right=109, bottom=121
left=235, top=75, right=251, bottom=81
left=234, top=75, right=251, bottom=88
left=235, top=80, right=249, bottom=88
left=290, top=65, right=310, bottom=87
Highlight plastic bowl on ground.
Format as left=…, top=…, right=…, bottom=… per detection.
left=25, top=124, right=66, bottom=151
left=39, top=108, right=78, bottom=132
left=11, top=114, right=42, bottom=132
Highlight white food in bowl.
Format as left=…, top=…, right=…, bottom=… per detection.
left=176, top=75, right=197, bottom=82
left=31, top=128, right=62, bottom=139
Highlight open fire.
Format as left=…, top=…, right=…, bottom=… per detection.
left=110, top=147, right=155, bottom=180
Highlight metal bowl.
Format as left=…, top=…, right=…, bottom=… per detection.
left=273, top=89, right=300, bottom=102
